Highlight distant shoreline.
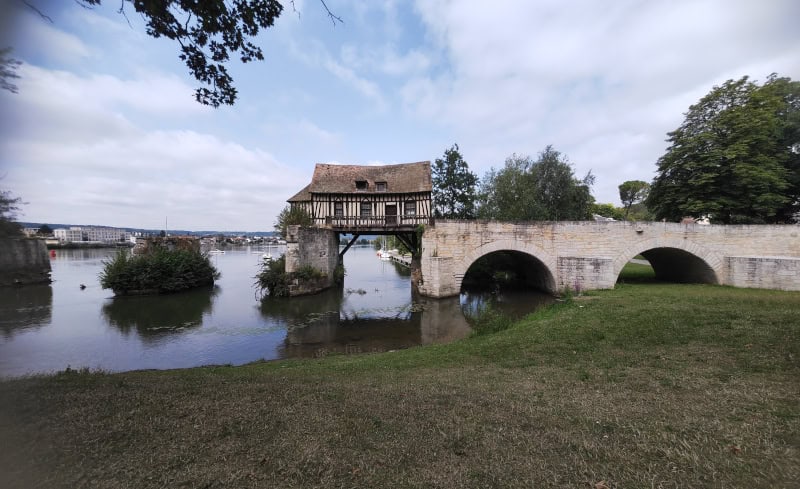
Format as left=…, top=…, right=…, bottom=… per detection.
left=46, top=242, right=134, bottom=250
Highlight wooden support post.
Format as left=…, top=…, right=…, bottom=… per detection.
left=339, top=233, right=361, bottom=260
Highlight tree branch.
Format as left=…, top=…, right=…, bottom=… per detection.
left=318, top=0, right=343, bottom=26
left=21, top=0, right=53, bottom=23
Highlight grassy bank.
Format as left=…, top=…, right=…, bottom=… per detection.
left=1, top=267, right=798, bottom=488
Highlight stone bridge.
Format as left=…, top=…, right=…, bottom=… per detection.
left=417, top=220, right=800, bottom=297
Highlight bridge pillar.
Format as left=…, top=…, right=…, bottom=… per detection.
left=285, top=225, right=340, bottom=296
left=418, top=256, right=458, bottom=298
left=557, top=257, right=616, bottom=291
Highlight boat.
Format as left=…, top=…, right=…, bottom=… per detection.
left=208, top=249, right=225, bottom=255
left=262, top=253, right=272, bottom=262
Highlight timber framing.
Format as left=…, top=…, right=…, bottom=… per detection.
left=288, top=162, right=432, bottom=255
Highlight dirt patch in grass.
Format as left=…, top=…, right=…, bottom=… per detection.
left=1, top=283, right=799, bottom=488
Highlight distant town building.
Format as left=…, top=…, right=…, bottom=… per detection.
left=54, top=226, right=131, bottom=244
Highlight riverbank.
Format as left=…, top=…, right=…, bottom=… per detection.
left=1, top=266, right=798, bottom=488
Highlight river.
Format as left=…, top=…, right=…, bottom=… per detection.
left=0, top=246, right=553, bottom=377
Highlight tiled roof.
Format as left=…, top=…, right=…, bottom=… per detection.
left=309, top=162, right=431, bottom=195
left=287, top=183, right=312, bottom=203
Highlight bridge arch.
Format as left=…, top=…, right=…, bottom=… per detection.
left=613, top=237, right=724, bottom=284
left=454, top=240, right=558, bottom=293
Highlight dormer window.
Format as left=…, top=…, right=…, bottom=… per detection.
left=376, top=181, right=387, bottom=192
left=355, top=180, right=368, bottom=191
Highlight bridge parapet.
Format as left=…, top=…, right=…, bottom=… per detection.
left=418, top=220, right=800, bottom=297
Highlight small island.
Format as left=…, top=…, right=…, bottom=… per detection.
left=100, top=237, right=220, bottom=296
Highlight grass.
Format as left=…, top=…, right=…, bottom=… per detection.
left=1, top=264, right=798, bottom=488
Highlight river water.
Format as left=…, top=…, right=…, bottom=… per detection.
left=0, top=246, right=553, bottom=377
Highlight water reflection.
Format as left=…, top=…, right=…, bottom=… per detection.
left=260, top=286, right=473, bottom=359
left=1, top=247, right=553, bottom=377
left=460, top=288, right=555, bottom=321
left=102, top=286, right=218, bottom=341
left=0, top=285, right=53, bottom=339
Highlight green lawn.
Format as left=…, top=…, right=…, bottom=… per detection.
left=1, top=265, right=798, bottom=488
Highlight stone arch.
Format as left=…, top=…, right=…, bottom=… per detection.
left=453, top=239, right=558, bottom=293
left=613, top=237, right=724, bottom=284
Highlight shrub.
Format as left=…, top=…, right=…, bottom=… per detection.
left=295, top=264, right=324, bottom=281
left=100, top=249, right=219, bottom=295
left=333, top=263, right=346, bottom=286
left=256, top=255, right=290, bottom=298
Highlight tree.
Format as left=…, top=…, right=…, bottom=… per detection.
left=37, top=224, right=53, bottom=235
left=431, top=144, right=478, bottom=219
left=647, top=75, right=798, bottom=224
left=618, top=180, right=650, bottom=220
left=478, top=146, right=595, bottom=221
left=591, top=203, right=625, bottom=221
left=21, top=1, right=342, bottom=107
left=274, top=205, right=312, bottom=238
left=0, top=47, right=21, bottom=93
left=0, top=188, right=24, bottom=237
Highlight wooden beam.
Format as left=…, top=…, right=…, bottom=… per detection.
left=339, top=233, right=361, bottom=260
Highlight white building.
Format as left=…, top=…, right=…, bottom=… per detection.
left=54, top=226, right=131, bottom=244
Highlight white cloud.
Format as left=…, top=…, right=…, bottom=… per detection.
left=0, top=64, right=306, bottom=230
left=0, top=5, right=91, bottom=63
left=408, top=0, right=800, bottom=203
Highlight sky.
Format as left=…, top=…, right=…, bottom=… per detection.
left=1, top=0, right=798, bottom=232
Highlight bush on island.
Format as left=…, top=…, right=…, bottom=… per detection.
left=100, top=249, right=220, bottom=295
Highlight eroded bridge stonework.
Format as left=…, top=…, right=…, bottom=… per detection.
left=418, top=220, right=800, bottom=297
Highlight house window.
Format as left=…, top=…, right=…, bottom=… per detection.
left=334, top=201, right=344, bottom=217
left=360, top=200, right=372, bottom=217
left=376, top=181, right=387, bottom=192
left=404, top=201, right=416, bottom=216
left=355, top=180, right=368, bottom=191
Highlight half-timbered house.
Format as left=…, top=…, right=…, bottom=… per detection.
left=288, top=162, right=432, bottom=233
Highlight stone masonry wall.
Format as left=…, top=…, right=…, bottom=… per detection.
left=285, top=225, right=339, bottom=296
left=725, top=256, right=800, bottom=291
left=419, top=220, right=800, bottom=297
left=0, top=238, right=52, bottom=286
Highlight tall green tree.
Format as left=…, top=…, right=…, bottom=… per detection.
left=478, top=145, right=595, bottom=221
left=762, top=75, right=800, bottom=222
left=431, top=143, right=478, bottom=219
left=647, top=75, right=798, bottom=223
left=274, top=205, right=312, bottom=238
left=618, top=180, right=650, bottom=220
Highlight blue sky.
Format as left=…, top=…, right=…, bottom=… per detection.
left=1, top=0, right=798, bottom=231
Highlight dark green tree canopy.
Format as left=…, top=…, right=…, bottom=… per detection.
left=647, top=75, right=799, bottom=224
left=618, top=180, right=650, bottom=220
left=275, top=205, right=312, bottom=238
left=431, top=143, right=478, bottom=219
left=478, top=145, right=595, bottom=221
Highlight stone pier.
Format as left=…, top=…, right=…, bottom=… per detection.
left=0, top=238, right=52, bottom=286
left=284, top=225, right=340, bottom=296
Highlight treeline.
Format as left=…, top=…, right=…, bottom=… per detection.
left=433, top=73, right=799, bottom=224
